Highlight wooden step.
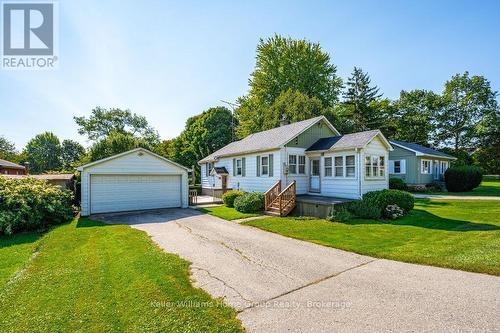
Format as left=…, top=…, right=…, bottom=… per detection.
left=264, top=210, right=281, bottom=216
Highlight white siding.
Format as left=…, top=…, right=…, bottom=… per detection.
left=361, top=136, right=390, bottom=195
left=283, top=147, right=308, bottom=194
left=200, top=149, right=282, bottom=193
left=81, top=150, right=188, bottom=216
left=319, top=150, right=361, bottom=199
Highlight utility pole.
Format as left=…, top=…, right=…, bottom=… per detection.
left=221, top=100, right=238, bottom=142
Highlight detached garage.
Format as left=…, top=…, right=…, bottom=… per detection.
left=78, top=148, right=190, bottom=216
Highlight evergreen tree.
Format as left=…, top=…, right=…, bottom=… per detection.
left=342, top=67, right=383, bottom=132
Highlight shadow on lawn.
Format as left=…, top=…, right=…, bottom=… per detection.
left=0, top=232, right=42, bottom=249
left=344, top=209, right=500, bottom=232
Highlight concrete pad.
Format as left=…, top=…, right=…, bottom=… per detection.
left=97, top=208, right=500, bottom=332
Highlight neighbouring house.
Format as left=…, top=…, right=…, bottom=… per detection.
left=2, top=173, right=75, bottom=190
left=389, top=140, right=457, bottom=185
left=0, top=159, right=26, bottom=175
left=199, top=116, right=393, bottom=216
left=77, top=148, right=190, bottom=216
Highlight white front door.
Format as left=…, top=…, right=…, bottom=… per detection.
left=309, top=158, right=321, bottom=192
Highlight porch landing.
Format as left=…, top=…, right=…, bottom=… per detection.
left=295, top=195, right=354, bottom=218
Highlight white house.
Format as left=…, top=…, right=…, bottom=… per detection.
left=199, top=116, right=393, bottom=200
left=78, top=148, right=190, bottom=216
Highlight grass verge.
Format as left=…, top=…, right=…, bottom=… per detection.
left=197, top=206, right=259, bottom=220
left=244, top=199, right=500, bottom=275
left=0, top=218, right=243, bottom=332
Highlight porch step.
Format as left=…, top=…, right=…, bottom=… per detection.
left=264, top=210, right=281, bottom=216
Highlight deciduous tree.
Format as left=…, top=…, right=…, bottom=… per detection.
left=24, top=132, right=62, bottom=174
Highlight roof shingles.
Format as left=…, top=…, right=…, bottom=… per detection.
left=307, top=130, right=382, bottom=152
left=389, top=140, right=455, bottom=159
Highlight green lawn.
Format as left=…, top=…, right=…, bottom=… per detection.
left=428, top=176, right=500, bottom=196
left=197, top=205, right=259, bottom=220
left=0, top=218, right=243, bottom=333
left=244, top=199, right=500, bottom=275
left=0, top=232, right=42, bottom=288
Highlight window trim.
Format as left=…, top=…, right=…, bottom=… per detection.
left=324, top=157, right=333, bottom=177
left=236, top=158, right=242, bottom=176
left=365, top=154, right=386, bottom=179
left=333, top=156, right=343, bottom=178
left=288, top=154, right=297, bottom=175
left=298, top=155, right=306, bottom=174
left=345, top=155, right=356, bottom=178
left=440, top=161, right=448, bottom=174
left=261, top=156, right=269, bottom=176
left=421, top=159, right=432, bottom=174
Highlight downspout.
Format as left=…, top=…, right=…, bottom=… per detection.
left=357, top=148, right=362, bottom=199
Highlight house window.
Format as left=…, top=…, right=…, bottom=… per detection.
left=324, top=157, right=332, bottom=177
left=440, top=161, right=448, bottom=174
left=261, top=156, right=269, bottom=175
left=421, top=159, right=432, bottom=174
left=334, top=156, right=343, bottom=177
left=394, top=160, right=401, bottom=174
left=346, top=155, right=355, bottom=178
left=365, top=155, right=386, bottom=178
left=288, top=155, right=297, bottom=174
left=206, top=162, right=213, bottom=176
left=236, top=159, right=242, bottom=176
left=298, top=156, right=306, bottom=174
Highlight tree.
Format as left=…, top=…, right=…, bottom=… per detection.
left=236, top=34, right=342, bottom=137
left=342, top=67, right=383, bottom=132
left=24, top=132, right=62, bottom=174
left=61, top=140, right=86, bottom=169
left=88, top=131, right=152, bottom=162
left=262, top=89, right=324, bottom=130
left=0, top=136, right=17, bottom=161
left=74, top=107, right=160, bottom=144
left=436, top=72, right=498, bottom=150
left=390, top=90, right=441, bottom=145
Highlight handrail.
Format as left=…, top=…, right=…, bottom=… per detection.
left=278, top=181, right=296, bottom=216
left=264, top=180, right=281, bottom=210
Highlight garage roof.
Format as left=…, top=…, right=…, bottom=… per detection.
left=76, top=148, right=192, bottom=172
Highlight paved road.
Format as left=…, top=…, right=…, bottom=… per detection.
left=97, top=209, right=500, bottom=333
left=413, top=194, right=500, bottom=200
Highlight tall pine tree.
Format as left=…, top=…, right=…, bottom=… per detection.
left=342, top=67, right=383, bottom=132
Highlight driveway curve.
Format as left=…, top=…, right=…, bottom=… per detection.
left=97, top=209, right=500, bottom=333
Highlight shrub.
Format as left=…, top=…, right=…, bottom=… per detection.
left=407, top=184, right=429, bottom=193
left=222, top=190, right=244, bottom=207
left=347, top=201, right=382, bottom=219
left=385, top=204, right=404, bottom=220
left=327, top=208, right=352, bottom=222
left=363, top=189, right=414, bottom=215
left=0, top=177, right=74, bottom=235
left=445, top=166, right=483, bottom=192
left=389, top=177, right=407, bottom=191
left=234, top=192, right=264, bottom=213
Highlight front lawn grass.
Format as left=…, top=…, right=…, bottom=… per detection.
left=244, top=199, right=500, bottom=275
left=0, top=232, right=42, bottom=288
left=0, top=218, right=243, bottom=332
left=428, top=176, right=500, bottom=196
left=197, top=205, right=259, bottom=220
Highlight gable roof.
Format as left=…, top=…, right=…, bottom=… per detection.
left=199, top=116, right=339, bottom=163
left=389, top=140, right=457, bottom=160
left=210, top=166, right=229, bottom=176
left=0, top=159, right=25, bottom=170
left=307, top=130, right=393, bottom=152
left=76, top=148, right=192, bottom=172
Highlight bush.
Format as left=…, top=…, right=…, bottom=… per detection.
left=385, top=205, right=404, bottom=220
left=389, top=178, right=407, bottom=191
left=0, top=177, right=74, bottom=235
left=347, top=200, right=382, bottom=219
left=234, top=192, right=264, bottom=213
left=445, top=166, right=483, bottom=192
left=222, top=190, right=244, bottom=207
left=363, top=189, right=414, bottom=215
left=327, top=207, right=352, bottom=222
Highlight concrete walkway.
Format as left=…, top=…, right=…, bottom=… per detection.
left=98, top=209, right=500, bottom=333
left=414, top=193, right=500, bottom=200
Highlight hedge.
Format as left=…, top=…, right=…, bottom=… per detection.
left=444, top=166, right=483, bottom=192
left=0, top=177, right=74, bottom=235
left=234, top=192, right=264, bottom=213
left=389, top=177, right=407, bottom=191
left=363, top=189, right=414, bottom=218
left=222, top=190, right=244, bottom=208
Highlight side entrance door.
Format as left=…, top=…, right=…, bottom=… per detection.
left=309, top=158, right=321, bottom=193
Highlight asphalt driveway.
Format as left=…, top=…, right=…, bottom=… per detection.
left=98, top=209, right=500, bottom=332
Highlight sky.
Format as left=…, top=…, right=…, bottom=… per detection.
left=1, top=0, right=499, bottom=149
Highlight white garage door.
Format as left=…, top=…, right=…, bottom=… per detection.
left=90, top=174, right=181, bottom=214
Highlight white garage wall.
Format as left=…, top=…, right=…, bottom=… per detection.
left=80, top=150, right=189, bottom=216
